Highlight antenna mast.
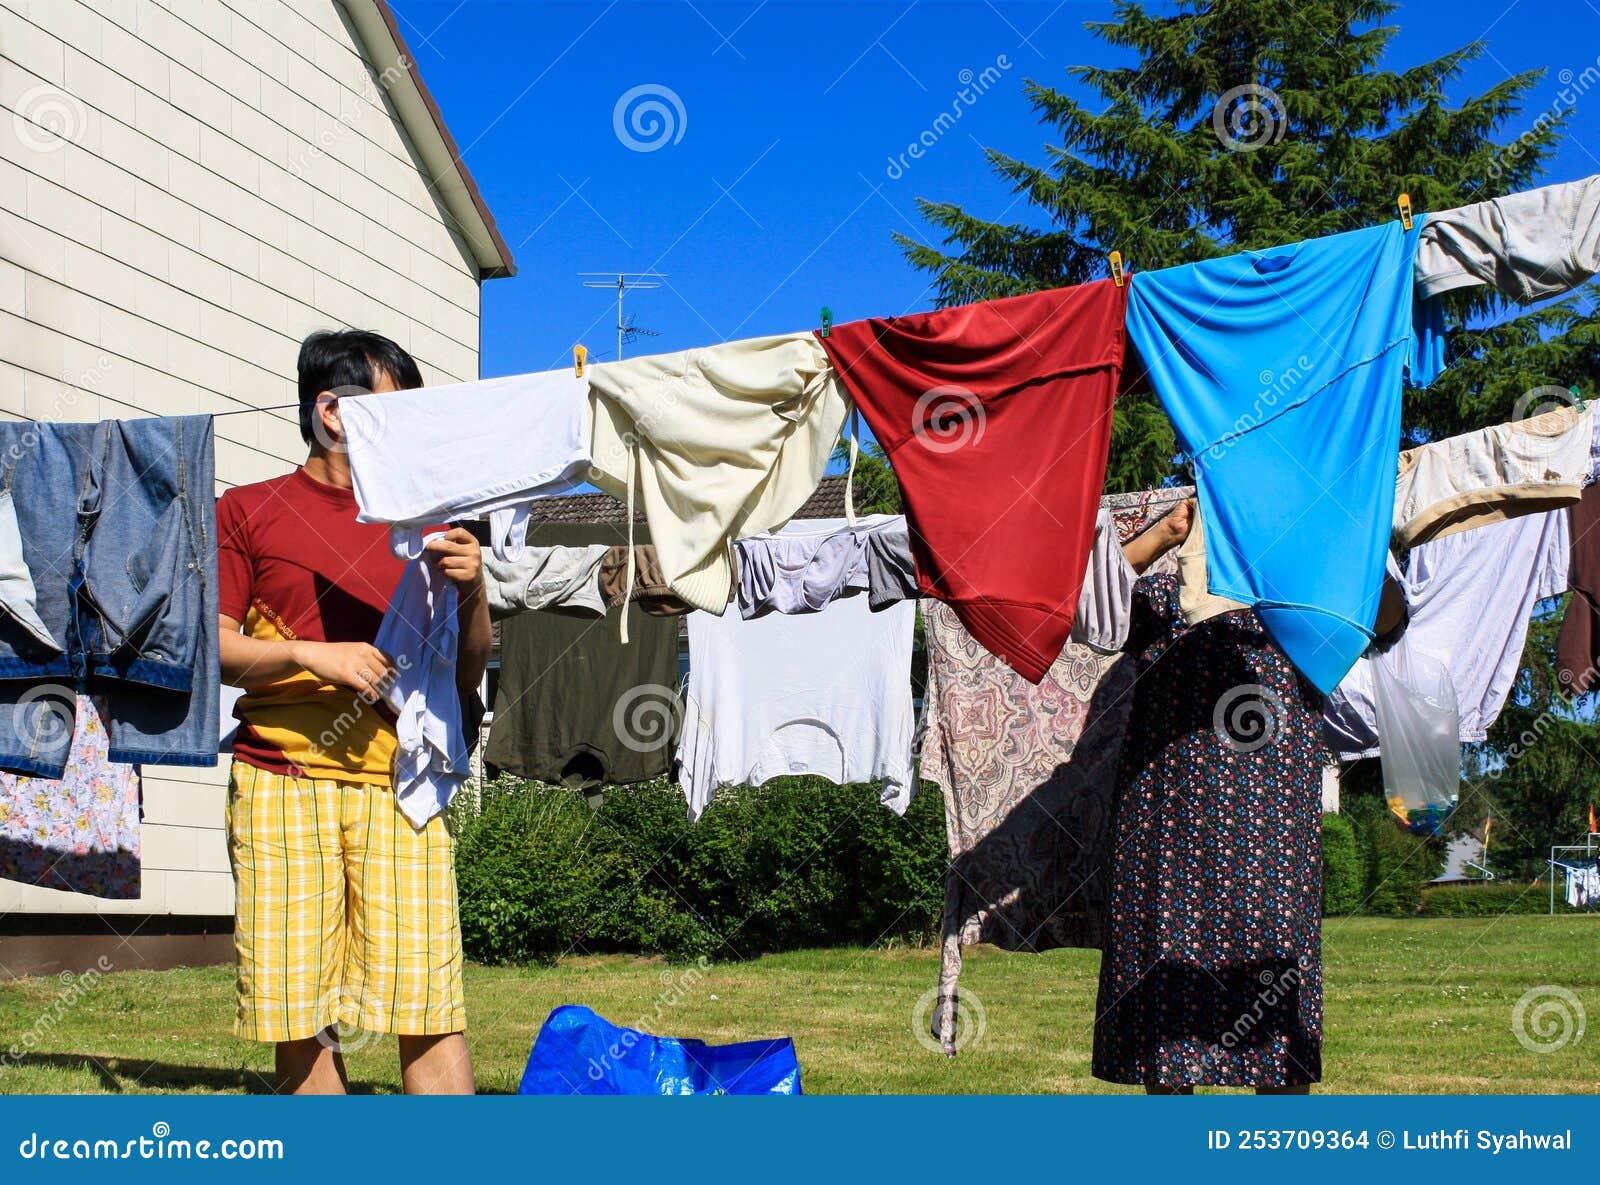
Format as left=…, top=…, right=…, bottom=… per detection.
left=579, top=272, right=665, bottom=360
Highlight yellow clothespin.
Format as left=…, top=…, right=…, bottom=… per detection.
left=574, top=344, right=588, bottom=378
left=1108, top=250, right=1125, bottom=288
left=1397, top=193, right=1414, bottom=231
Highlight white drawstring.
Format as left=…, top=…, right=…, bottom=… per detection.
left=620, top=440, right=637, bottom=644
left=844, top=405, right=860, bottom=528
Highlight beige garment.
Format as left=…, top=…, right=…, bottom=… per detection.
left=1392, top=403, right=1592, bottom=549
left=587, top=332, right=850, bottom=613
left=1176, top=504, right=1248, bottom=627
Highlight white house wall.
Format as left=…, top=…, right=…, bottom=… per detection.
left=0, top=0, right=484, bottom=917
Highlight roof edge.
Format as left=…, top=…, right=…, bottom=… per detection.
left=341, top=0, right=516, bottom=280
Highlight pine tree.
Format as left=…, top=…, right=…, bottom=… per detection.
left=897, top=0, right=1575, bottom=488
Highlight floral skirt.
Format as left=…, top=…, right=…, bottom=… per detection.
left=1091, top=581, right=1323, bottom=1089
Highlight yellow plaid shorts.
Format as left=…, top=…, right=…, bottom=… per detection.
left=226, top=761, right=466, bottom=1043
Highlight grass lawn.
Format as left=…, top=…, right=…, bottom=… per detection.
left=0, top=916, right=1594, bottom=1094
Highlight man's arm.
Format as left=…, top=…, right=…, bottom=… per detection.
left=425, top=528, right=491, bottom=697
left=219, top=615, right=396, bottom=699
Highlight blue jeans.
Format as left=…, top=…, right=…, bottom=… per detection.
left=0, top=415, right=218, bottom=775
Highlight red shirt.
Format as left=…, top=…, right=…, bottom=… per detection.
left=817, top=281, right=1128, bottom=682
left=217, top=467, right=406, bottom=783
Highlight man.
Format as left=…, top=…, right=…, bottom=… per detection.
left=217, top=330, right=491, bottom=1094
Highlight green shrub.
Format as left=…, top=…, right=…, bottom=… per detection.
left=450, top=777, right=614, bottom=965
left=451, top=774, right=949, bottom=965
left=1320, top=813, right=1363, bottom=916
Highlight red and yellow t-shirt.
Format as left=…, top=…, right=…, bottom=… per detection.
left=217, top=467, right=408, bottom=784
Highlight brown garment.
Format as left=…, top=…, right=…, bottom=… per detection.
left=1557, top=483, right=1600, bottom=693
left=922, top=486, right=1190, bottom=1053
left=598, top=544, right=693, bottom=617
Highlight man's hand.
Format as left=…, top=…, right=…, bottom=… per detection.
left=292, top=640, right=396, bottom=700
left=425, top=527, right=484, bottom=592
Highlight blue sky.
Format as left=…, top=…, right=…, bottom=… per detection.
left=386, top=0, right=1600, bottom=379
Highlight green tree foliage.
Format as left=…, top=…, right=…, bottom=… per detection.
left=831, top=439, right=903, bottom=515
left=896, top=0, right=1572, bottom=488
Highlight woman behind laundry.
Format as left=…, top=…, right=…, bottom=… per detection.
left=1092, top=500, right=1405, bottom=1094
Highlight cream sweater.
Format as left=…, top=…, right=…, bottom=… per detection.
left=588, top=332, right=850, bottom=613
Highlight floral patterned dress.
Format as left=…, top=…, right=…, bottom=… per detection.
left=0, top=695, right=141, bottom=899
left=1091, top=575, right=1323, bottom=1089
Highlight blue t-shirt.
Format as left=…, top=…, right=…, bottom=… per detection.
left=1126, top=219, right=1446, bottom=694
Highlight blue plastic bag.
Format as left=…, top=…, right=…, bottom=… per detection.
left=518, top=1004, right=803, bottom=1095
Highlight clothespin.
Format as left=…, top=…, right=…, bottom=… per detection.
left=574, top=344, right=587, bottom=378
left=819, top=306, right=833, bottom=339
left=1571, top=384, right=1586, bottom=411
left=1108, top=250, right=1125, bottom=288
left=1397, top=193, right=1414, bottom=231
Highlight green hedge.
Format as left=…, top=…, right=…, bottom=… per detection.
left=1420, top=883, right=1577, bottom=917
left=1320, top=813, right=1364, bottom=916
left=451, top=775, right=947, bottom=964
left=451, top=780, right=1473, bottom=965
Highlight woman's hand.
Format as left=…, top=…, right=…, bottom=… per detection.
left=1155, top=498, right=1194, bottom=549
left=1123, top=497, right=1195, bottom=574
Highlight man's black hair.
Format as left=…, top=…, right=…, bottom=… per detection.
left=296, top=329, right=423, bottom=444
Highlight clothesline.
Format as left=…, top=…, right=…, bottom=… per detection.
left=211, top=400, right=301, bottom=417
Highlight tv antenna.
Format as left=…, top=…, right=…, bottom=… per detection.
left=580, top=272, right=665, bottom=360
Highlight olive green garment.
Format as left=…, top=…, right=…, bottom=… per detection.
left=484, top=522, right=681, bottom=787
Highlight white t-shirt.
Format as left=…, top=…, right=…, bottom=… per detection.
left=677, top=591, right=916, bottom=822
left=341, top=369, right=593, bottom=563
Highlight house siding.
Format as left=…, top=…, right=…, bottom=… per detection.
left=0, top=0, right=484, bottom=918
